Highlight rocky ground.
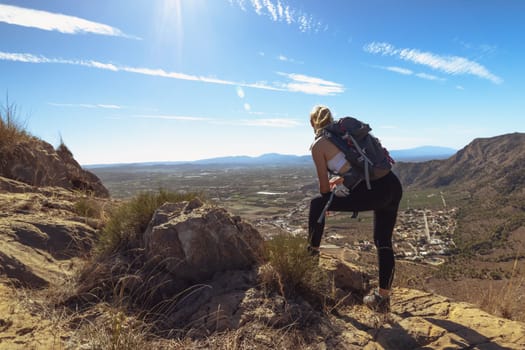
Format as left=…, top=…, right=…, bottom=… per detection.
left=1, top=176, right=525, bottom=349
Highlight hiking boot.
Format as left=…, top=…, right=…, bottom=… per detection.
left=307, top=246, right=320, bottom=262
left=363, top=289, right=390, bottom=313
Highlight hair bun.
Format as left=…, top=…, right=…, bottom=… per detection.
left=310, top=105, right=333, bottom=133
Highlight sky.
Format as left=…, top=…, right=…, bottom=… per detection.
left=1, top=0, right=524, bottom=165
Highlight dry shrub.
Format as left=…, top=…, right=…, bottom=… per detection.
left=479, top=258, right=525, bottom=321
left=96, top=189, right=201, bottom=256
left=70, top=306, right=153, bottom=350
left=74, top=196, right=108, bottom=222
left=260, top=234, right=331, bottom=304
left=0, top=98, right=32, bottom=152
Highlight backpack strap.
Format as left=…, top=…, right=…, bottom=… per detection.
left=345, top=133, right=373, bottom=190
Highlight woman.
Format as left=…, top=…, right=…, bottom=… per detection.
left=308, top=105, right=403, bottom=312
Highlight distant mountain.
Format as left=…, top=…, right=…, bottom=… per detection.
left=190, top=153, right=311, bottom=165
left=85, top=146, right=456, bottom=169
left=394, top=133, right=525, bottom=194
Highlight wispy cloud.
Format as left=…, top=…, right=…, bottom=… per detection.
left=385, top=66, right=413, bottom=75
left=48, top=102, right=123, bottom=109
left=277, top=72, right=344, bottom=96
left=136, top=114, right=300, bottom=128
left=240, top=118, right=301, bottom=127
left=364, top=42, right=502, bottom=84
left=0, top=4, right=139, bottom=39
left=229, top=0, right=324, bottom=33
left=415, top=72, right=444, bottom=81
left=454, top=38, right=498, bottom=59
left=277, top=54, right=303, bottom=64
left=0, top=51, right=344, bottom=96
left=375, top=65, right=445, bottom=82
left=134, top=114, right=211, bottom=121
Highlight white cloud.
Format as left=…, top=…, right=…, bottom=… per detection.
left=1, top=51, right=344, bottom=96
left=230, top=0, right=322, bottom=32
left=277, top=54, right=303, bottom=64
left=134, top=114, right=301, bottom=128
left=244, top=103, right=251, bottom=111
left=373, top=64, right=446, bottom=82
left=236, top=86, right=245, bottom=98
left=284, top=5, right=293, bottom=24
left=0, top=4, right=139, bottom=39
left=456, top=85, right=465, bottom=90
left=385, top=66, right=413, bottom=75
left=364, top=42, right=396, bottom=55
left=240, top=118, right=300, bottom=127
left=415, top=72, right=445, bottom=81
left=364, top=41, right=502, bottom=84
left=134, top=114, right=211, bottom=121
left=251, top=0, right=263, bottom=14
left=263, top=0, right=277, bottom=21
left=277, top=72, right=344, bottom=96
left=48, top=102, right=123, bottom=109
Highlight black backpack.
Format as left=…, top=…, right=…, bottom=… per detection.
left=323, top=117, right=394, bottom=190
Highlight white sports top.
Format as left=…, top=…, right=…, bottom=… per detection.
left=327, top=151, right=347, bottom=174
left=311, top=136, right=348, bottom=174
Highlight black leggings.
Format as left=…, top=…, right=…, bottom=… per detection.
left=308, top=171, right=403, bottom=290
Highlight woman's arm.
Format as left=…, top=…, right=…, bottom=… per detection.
left=311, top=142, right=331, bottom=194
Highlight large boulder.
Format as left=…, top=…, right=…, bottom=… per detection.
left=144, top=198, right=265, bottom=283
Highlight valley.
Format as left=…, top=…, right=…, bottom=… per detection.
left=92, top=165, right=461, bottom=267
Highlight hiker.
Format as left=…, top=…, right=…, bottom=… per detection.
left=307, top=105, right=403, bottom=312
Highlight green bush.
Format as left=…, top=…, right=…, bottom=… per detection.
left=97, top=190, right=200, bottom=256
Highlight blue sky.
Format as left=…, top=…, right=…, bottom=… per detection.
left=1, top=0, right=523, bottom=165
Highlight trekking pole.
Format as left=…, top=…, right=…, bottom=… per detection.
left=317, top=191, right=335, bottom=224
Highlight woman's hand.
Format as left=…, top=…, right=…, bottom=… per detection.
left=329, top=176, right=344, bottom=190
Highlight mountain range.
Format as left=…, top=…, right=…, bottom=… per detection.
left=85, top=145, right=457, bottom=169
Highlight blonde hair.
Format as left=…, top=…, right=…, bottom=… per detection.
left=310, top=105, right=333, bottom=136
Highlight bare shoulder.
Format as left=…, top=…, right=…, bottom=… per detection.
left=313, top=136, right=339, bottom=154
left=311, top=136, right=330, bottom=151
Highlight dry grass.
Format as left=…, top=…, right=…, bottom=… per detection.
left=260, top=234, right=333, bottom=306
left=96, top=189, right=201, bottom=256
left=73, top=194, right=111, bottom=229
left=69, top=305, right=154, bottom=350
left=478, top=257, right=525, bottom=321
left=0, top=98, right=32, bottom=152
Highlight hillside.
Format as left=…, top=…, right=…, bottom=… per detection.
left=393, top=133, right=525, bottom=317
left=394, top=132, right=525, bottom=194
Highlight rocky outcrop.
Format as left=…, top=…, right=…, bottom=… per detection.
left=143, top=198, right=265, bottom=283
left=0, top=177, right=106, bottom=288
left=0, top=138, right=108, bottom=197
